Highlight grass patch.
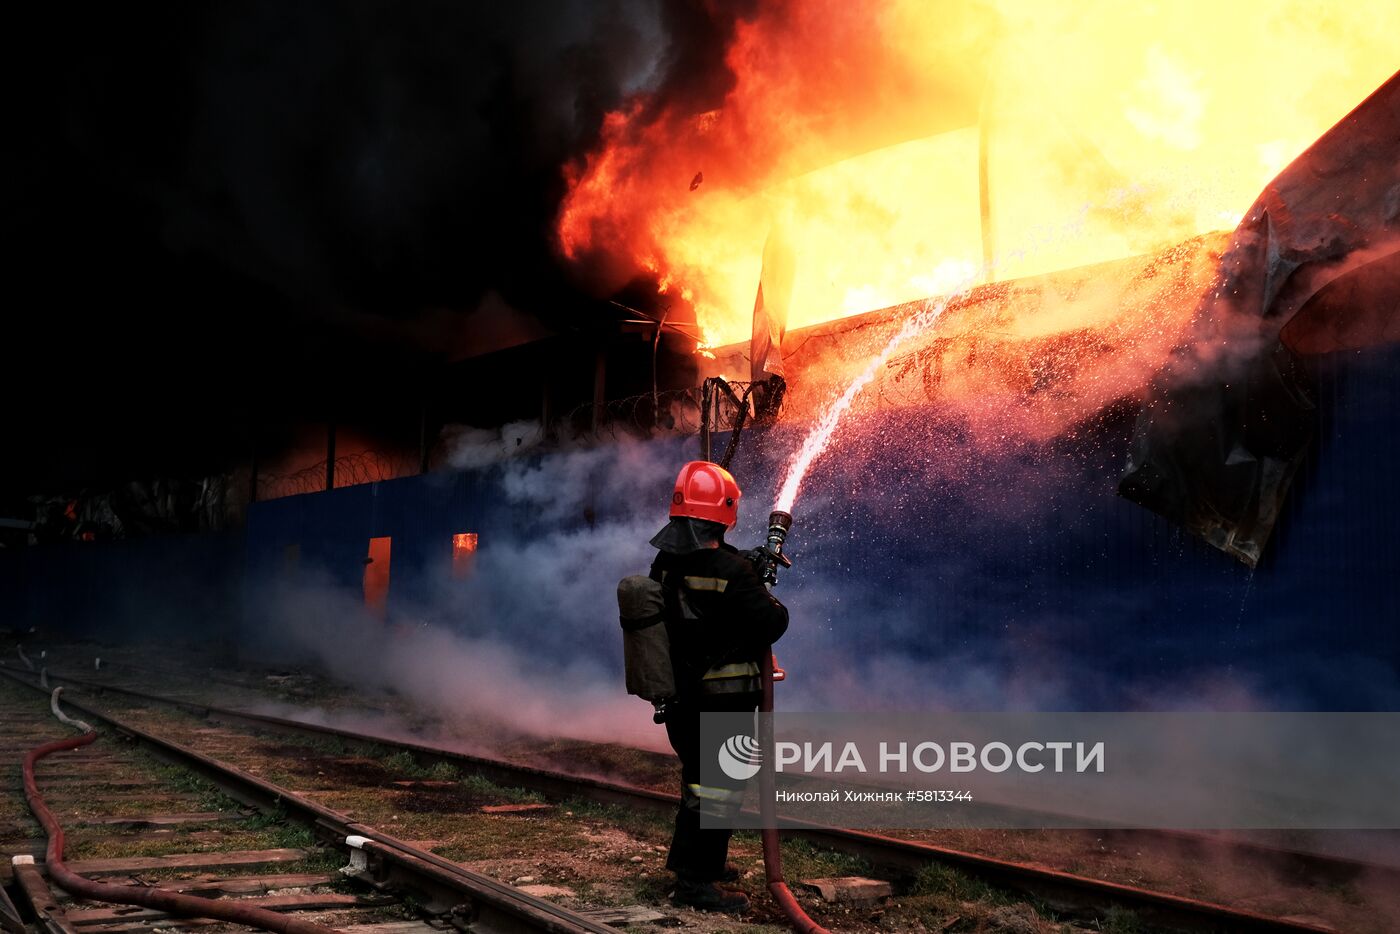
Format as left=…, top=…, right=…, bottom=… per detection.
left=1096, top=906, right=1144, bottom=934
left=0, top=798, right=36, bottom=824
left=424, top=760, right=461, bottom=782
left=116, top=849, right=347, bottom=882
left=378, top=751, right=419, bottom=775
left=910, top=862, right=1010, bottom=905
left=140, top=759, right=243, bottom=812
left=374, top=752, right=543, bottom=805
left=457, top=773, right=541, bottom=804
left=428, top=820, right=589, bottom=862
left=258, top=768, right=300, bottom=787
left=561, top=798, right=670, bottom=841
left=881, top=861, right=1105, bottom=933
left=245, top=808, right=320, bottom=849
left=627, top=872, right=676, bottom=905
left=294, top=847, right=352, bottom=873
left=378, top=752, right=476, bottom=785
left=64, top=827, right=292, bottom=860
left=765, top=836, right=871, bottom=881
left=565, top=879, right=626, bottom=908
left=280, top=733, right=356, bottom=757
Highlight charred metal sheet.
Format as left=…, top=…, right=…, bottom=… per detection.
left=1121, top=70, right=1400, bottom=565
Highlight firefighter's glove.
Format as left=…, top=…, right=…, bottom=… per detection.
left=740, top=547, right=769, bottom=568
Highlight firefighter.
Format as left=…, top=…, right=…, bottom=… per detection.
left=649, top=460, right=789, bottom=913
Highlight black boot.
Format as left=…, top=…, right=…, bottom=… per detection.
left=672, top=879, right=749, bottom=914
left=720, top=863, right=742, bottom=883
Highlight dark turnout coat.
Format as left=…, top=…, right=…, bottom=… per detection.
left=648, top=541, right=789, bottom=701
left=647, top=517, right=788, bottom=882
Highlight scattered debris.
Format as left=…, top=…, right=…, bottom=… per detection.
left=480, top=803, right=551, bottom=814
left=578, top=905, right=670, bottom=925
left=798, top=876, right=892, bottom=904
left=980, top=904, right=1043, bottom=933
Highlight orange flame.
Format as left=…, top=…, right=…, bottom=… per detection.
left=452, top=532, right=479, bottom=579
left=558, top=0, right=1400, bottom=346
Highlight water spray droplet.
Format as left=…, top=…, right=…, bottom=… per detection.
left=774, top=279, right=975, bottom=513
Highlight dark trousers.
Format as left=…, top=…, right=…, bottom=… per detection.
left=664, top=692, right=759, bottom=882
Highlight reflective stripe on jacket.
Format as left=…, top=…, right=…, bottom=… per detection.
left=650, top=546, right=787, bottom=701
left=682, top=781, right=746, bottom=818
left=700, top=660, right=761, bottom=694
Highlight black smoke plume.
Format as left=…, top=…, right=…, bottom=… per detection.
left=2, top=0, right=756, bottom=496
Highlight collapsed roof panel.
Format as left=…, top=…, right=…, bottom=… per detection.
left=1120, top=70, right=1400, bottom=565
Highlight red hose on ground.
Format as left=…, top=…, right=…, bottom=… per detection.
left=759, top=654, right=832, bottom=934
left=22, top=690, right=341, bottom=934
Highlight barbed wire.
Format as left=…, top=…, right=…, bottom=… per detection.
left=559, top=383, right=760, bottom=445
left=258, top=450, right=420, bottom=500
left=255, top=382, right=768, bottom=501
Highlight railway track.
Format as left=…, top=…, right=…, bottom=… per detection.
left=2, top=660, right=1375, bottom=933
left=0, top=671, right=651, bottom=934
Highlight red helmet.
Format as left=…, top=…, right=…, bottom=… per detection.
left=669, top=461, right=742, bottom=528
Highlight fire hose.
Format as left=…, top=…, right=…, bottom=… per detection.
left=755, top=512, right=832, bottom=934
left=23, top=688, right=341, bottom=934
left=758, top=652, right=830, bottom=934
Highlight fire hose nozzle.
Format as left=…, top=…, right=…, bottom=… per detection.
left=758, top=510, right=794, bottom=586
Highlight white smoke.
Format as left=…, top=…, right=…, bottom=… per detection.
left=261, top=573, right=665, bottom=750
left=252, top=439, right=695, bottom=752
left=441, top=419, right=545, bottom=469
left=249, top=416, right=1400, bottom=753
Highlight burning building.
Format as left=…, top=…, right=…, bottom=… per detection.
left=6, top=11, right=1400, bottom=934
left=4, top=3, right=1400, bottom=716
left=556, top=6, right=1400, bottom=567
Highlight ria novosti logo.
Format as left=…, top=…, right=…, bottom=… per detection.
left=718, top=734, right=763, bottom=780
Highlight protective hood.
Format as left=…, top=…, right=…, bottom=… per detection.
left=650, top=516, right=726, bottom=554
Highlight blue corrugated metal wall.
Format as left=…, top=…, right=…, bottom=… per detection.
left=0, top=532, right=243, bottom=642
left=5, top=345, right=1397, bottom=709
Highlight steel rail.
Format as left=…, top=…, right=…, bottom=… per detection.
left=0, top=667, right=617, bottom=934
left=2, top=663, right=1354, bottom=933
left=66, top=666, right=1394, bottom=890
left=19, top=662, right=1391, bottom=887
left=0, top=864, right=32, bottom=934
left=21, top=721, right=340, bottom=934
